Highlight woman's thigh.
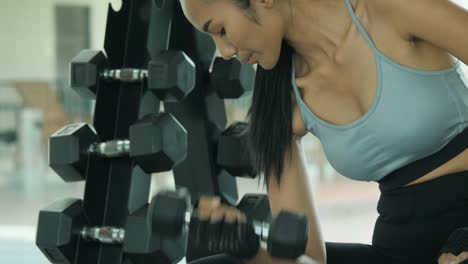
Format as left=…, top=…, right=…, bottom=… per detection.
left=373, top=171, right=468, bottom=263
left=188, top=245, right=391, bottom=264
left=326, top=242, right=398, bottom=264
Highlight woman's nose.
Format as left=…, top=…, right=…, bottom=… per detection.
left=215, top=38, right=237, bottom=60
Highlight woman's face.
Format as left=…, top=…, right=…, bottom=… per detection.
left=180, top=0, right=285, bottom=70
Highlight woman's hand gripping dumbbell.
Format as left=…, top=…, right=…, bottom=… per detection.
left=191, top=195, right=309, bottom=260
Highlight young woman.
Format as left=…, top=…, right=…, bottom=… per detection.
left=180, top=0, right=468, bottom=263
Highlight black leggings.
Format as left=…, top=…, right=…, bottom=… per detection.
left=190, top=171, right=468, bottom=264
left=329, top=170, right=468, bottom=264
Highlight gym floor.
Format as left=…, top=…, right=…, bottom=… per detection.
left=0, top=171, right=380, bottom=263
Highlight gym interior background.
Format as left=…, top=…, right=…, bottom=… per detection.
left=1, top=0, right=467, bottom=263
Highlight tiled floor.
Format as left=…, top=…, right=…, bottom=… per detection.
left=0, top=174, right=380, bottom=263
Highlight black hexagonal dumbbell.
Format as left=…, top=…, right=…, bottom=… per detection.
left=123, top=187, right=191, bottom=257
left=208, top=210, right=308, bottom=260
left=36, top=194, right=190, bottom=264
left=36, top=198, right=86, bottom=264
left=79, top=189, right=190, bottom=263
left=69, top=49, right=109, bottom=99
left=266, top=211, right=309, bottom=260
left=236, top=194, right=272, bottom=224
left=148, top=187, right=191, bottom=238
left=70, top=49, right=196, bottom=101
left=49, top=112, right=187, bottom=182
left=210, top=57, right=255, bottom=99
left=216, top=122, right=257, bottom=178
left=148, top=51, right=196, bottom=102
left=81, top=189, right=191, bottom=262
left=154, top=188, right=308, bottom=259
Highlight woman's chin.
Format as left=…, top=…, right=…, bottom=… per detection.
left=255, top=60, right=270, bottom=70
left=259, top=56, right=282, bottom=70
left=260, top=63, right=275, bottom=70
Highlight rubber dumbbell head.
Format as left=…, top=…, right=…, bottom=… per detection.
left=267, top=211, right=309, bottom=260
left=124, top=189, right=190, bottom=262
left=129, top=113, right=187, bottom=173
left=36, top=198, right=86, bottom=264
left=148, top=50, right=196, bottom=102
left=49, top=123, right=98, bottom=182
left=210, top=57, right=255, bottom=99
left=217, top=122, right=256, bottom=177
left=149, top=188, right=191, bottom=237
left=237, top=194, right=271, bottom=223
left=70, top=50, right=109, bottom=99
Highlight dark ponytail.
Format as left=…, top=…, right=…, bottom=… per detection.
left=247, top=42, right=295, bottom=190
left=219, top=0, right=295, bottom=189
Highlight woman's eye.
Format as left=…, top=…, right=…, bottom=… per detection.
left=220, top=27, right=226, bottom=37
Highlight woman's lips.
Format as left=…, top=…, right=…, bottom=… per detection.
left=239, top=54, right=251, bottom=63
left=238, top=53, right=256, bottom=64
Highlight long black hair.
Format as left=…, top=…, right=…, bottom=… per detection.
left=207, top=0, right=296, bottom=189
left=247, top=42, right=294, bottom=190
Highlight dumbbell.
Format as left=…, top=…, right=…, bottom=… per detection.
left=49, top=112, right=187, bottom=182
left=236, top=194, right=272, bottom=224
left=154, top=189, right=309, bottom=260
left=210, top=57, right=256, bottom=99
left=217, top=122, right=257, bottom=178
left=36, top=193, right=190, bottom=264
left=70, top=49, right=196, bottom=101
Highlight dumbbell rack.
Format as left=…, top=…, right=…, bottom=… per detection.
left=36, top=0, right=248, bottom=263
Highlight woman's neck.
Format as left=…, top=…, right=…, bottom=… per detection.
left=284, top=0, right=357, bottom=69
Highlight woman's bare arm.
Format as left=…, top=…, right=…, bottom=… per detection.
left=244, top=138, right=326, bottom=264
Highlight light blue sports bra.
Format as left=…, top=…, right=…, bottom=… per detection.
left=291, top=0, right=468, bottom=182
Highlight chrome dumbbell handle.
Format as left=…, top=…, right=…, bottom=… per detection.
left=81, top=226, right=125, bottom=244
left=252, top=220, right=270, bottom=242
left=102, top=68, right=148, bottom=82
left=89, top=139, right=130, bottom=158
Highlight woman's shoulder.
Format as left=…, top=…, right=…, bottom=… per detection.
left=366, top=0, right=414, bottom=40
